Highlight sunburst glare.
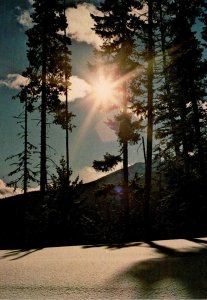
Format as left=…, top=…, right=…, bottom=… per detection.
left=92, top=77, right=116, bottom=105
left=70, top=64, right=145, bottom=166
left=89, top=68, right=121, bottom=110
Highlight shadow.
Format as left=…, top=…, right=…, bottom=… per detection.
left=0, top=248, right=43, bottom=261
left=187, top=237, right=207, bottom=245
left=82, top=241, right=143, bottom=250
left=146, top=240, right=180, bottom=256
left=107, top=242, right=207, bottom=299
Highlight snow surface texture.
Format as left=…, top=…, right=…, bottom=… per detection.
left=0, top=238, right=207, bottom=299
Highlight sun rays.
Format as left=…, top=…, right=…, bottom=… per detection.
left=70, top=64, right=145, bottom=166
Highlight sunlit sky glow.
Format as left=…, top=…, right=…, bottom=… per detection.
left=93, top=77, right=116, bottom=105
left=89, top=68, right=121, bottom=110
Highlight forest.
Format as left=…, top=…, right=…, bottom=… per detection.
left=0, top=0, right=207, bottom=248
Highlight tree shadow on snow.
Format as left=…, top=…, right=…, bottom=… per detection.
left=0, top=248, right=43, bottom=261
left=187, top=237, right=207, bottom=245
left=82, top=241, right=143, bottom=250
left=107, top=241, right=207, bottom=299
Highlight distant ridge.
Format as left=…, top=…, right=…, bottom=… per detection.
left=86, top=162, right=145, bottom=186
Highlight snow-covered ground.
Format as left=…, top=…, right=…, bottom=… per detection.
left=0, top=238, right=207, bottom=299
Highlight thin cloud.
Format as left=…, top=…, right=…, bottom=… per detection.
left=60, top=75, right=91, bottom=102
left=16, top=2, right=103, bottom=49
left=66, top=3, right=147, bottom=49
left=0, top=74, right=29, bottom=90
left=0, top=179, right=23, bottom=199
left=17, top=10, right=33, bottom=28
left=0, top=179, right=40, bottom=199
left=69, top=75, right=91, bottom=101
left=16, top=1, right=146, bottom=48
left=16, top=0, right=33, bottom=29
left=66, top=3, right=103, bottom=49
left=0, top=179, right=6, bottom=190
left=1, top=73, right=90, bottom=102
left=95, top=113, right=117, bottom=143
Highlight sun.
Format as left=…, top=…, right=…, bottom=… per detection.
left=93, top=78, right=114, bottom=102
left=90, top=71, right=120, bottom=110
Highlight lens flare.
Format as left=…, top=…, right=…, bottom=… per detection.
left=93, top=77, right=115, bottom=103
left=89, top=67, right=121, bottom=110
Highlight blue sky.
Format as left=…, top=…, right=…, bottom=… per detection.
left=0, top=0, right=144, bottom=195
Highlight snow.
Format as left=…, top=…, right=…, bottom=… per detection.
left=0, top=238, right=207, bottom=299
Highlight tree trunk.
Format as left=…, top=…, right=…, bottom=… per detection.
left=65, top=90, right=70, bottom=185
left=40, top=45, right=47, bottom=195
left=64, top=0, right=70, bottom=186
left=179, top=100, right=190, bottom=177
left=24, top=100, right=28, bottom=194
left=144, top=0, right=154, bottom=239
left=122, top=80, right=129, bottom=231
left=122, top=81, right=129, bottom=188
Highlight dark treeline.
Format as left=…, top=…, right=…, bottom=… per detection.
left=2, top=0, right=207, bottom=247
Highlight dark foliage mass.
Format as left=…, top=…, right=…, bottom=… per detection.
left=1, top=164, right=207, bottom=249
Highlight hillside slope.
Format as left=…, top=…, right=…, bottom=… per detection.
left=86, top=162, right=145, bottom=187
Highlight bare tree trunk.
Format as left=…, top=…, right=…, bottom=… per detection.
left=122, top=80, right=129, bottom=232
left=64, top=0, right=70, bottom=186
left=24, top=100, right=28, bottom=194
left=40, top=45, right=47, bottom=195
left=179, top=100, right=190, bottom=177
left=65, top=91, right=70, bottom=185
left=144, top=0, right=154, bottom=239
left=122, top=81, right=129, bottom=188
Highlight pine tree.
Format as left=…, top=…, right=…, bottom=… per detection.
left=142, top=0, right=155, bottom=238
left=92, top=0, right=140, bottom=178
left=6, top=96, right=37, bottom=193
left=22, top=0, right=71, bottom=194
left=91, top=0, right=143, bottom=212
left=154, top=0, right=181, bottom=158
left=63, top=0, right=72, bottom=185
left=155, top=1, right=206, bottom=199
left=53, top=102, right=75, bottom=184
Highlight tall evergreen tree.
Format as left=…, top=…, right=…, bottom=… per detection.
left=92, top=1, right=142, bottom=182
left=53, top=0, right=74, bottom=187
left=153, top=0, right=181, bottom=158
left=142, top=0, right=155, bottom=237
left=63, top=0, right=72, bottom=185
left=91, top=0, right=143, bottom=226
left=22, top=0, right=71, bottom=194
left=6, top=96, right=37, bottom=193
left=155, top=0, right=206, bottom=198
